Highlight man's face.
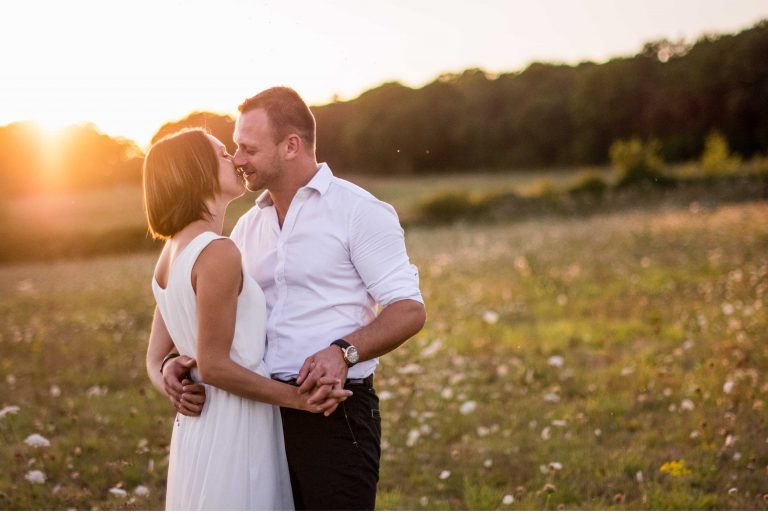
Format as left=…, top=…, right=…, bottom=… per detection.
left=233, top=108, right=282, bottom=192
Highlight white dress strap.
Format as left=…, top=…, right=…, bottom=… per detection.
left=170, top=231, right=228, bottom=289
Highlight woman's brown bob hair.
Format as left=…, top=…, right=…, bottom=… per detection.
left=142, top=128, right=220, bottom=240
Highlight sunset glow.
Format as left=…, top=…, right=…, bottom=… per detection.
left=1, top=0, right=766, bottom=147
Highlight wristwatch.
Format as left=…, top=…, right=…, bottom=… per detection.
left=330, top=339, right=360, bottom=367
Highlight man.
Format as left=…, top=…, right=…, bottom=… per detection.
left=162, top=87, right=426, bottom=510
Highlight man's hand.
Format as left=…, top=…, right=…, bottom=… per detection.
left=163, top=355, right=206, bottom=416
left=296, top=346, right=348, bottom=398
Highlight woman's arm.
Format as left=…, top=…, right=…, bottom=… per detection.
left=193, top=239, right=350, bottom=414
left=146, top=306, right=174, bottom=396
left=146, top=308, right=205, bottom=416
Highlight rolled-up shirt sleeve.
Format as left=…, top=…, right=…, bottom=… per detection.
left=349, top=197, right=424, bottom=307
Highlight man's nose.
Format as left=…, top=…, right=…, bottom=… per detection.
left=232, top=151, right=245, bottom=166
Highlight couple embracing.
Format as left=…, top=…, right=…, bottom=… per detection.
left=142, top=87, right=426, bottom=510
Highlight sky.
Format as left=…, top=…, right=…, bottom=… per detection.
left=1, top=0, right=766, bottom=147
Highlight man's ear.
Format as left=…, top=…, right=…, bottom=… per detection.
left=283, top=134, right=301, bottom=160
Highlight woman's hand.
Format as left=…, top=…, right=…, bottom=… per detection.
left=299, top=376, right=353, bottom=416
left=162, top=355, right=206, bottom=416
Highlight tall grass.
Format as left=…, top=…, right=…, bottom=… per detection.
left=1, top=200, right=766, bottom=509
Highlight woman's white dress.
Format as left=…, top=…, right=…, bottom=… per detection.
left=151, top=232, right=293, bottom=510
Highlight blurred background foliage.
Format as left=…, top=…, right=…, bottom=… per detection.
left=0, top=20, right=766, bottom=196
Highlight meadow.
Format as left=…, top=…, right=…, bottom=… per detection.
left=0, top=175, right=766, bottom=509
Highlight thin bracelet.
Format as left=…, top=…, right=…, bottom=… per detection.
left=160, top=352, right=180, bottom=374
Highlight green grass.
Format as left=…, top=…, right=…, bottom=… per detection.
left=3, top=167, right=607, bottom=236
left=0, top=200, right=766, bottom=509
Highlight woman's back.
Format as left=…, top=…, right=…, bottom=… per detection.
left=150, top=231, right=292, bottom=510
left=152, top=232, right=268, bottom=378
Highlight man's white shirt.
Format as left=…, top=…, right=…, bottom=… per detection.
left=230, top=163, right=423, bottom=380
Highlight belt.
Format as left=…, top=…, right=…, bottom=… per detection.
left=276, top=374, right=373, bottom=388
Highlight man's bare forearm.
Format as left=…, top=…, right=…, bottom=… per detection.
left=342, top=299, right=426, bottom=362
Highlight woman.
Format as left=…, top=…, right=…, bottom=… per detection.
left=142, top=129, right=350, bottom=510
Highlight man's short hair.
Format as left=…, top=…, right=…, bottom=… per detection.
left=239, top=87, right=316, bottom=150
left=142, top=128, right=219, bottom=239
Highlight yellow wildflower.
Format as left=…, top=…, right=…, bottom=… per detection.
left=659, top=459, right=691, bottom=476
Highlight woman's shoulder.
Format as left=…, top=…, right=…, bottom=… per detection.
left=197, top=236, right=241, bottom=267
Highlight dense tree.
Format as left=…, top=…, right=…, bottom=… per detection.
left=151, top=112, right=236, bottom=154
left=0, top=122, right=141, bottom=195
left=313, top=20, right=768, bottom=174
left=1, top=20, right=766, bottom=195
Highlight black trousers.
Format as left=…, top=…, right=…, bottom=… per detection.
left=280, top=382, right=381, bottom=510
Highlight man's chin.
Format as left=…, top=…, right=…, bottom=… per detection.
left=244, top=179, right=262, bottom=192
left=241, top=173, right=257, bottom=190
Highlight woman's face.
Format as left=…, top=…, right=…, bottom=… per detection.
left=207, top=135, right=244, bottom=200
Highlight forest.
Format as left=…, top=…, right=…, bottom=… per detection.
left=0, top=19, right=766, bottom=196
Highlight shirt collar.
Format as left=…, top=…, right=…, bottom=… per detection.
left=255, top=163, right=333, bottom=209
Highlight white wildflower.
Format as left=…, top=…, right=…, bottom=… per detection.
left=25, top=434, right=51, bottom=448
left=406, top=429, right=420, bottom=447
left=420, top=339, right=442, bottom=357
left=50, top=385, right=61, bottom=398
left=543, top=392, right=560, bottom=402
left=549, top=462, right=563, bottom=471
left=397, top=363, right=422, bottom=375
left=721, top=303, right=735, bottom=316
left=483, top=458, right=493, bottom=468
left=378, top=390, right=393, bottom=401
left=109, top=487, right=127, bottom=497
left=635, top=470, right=644, bottom=483
left=680, top=399, right=695, bottom=411
left=732, top=452, right=742, bottom=461
left=459, top=400, right=477, bottom=415
left=547, top=355, right=564, bottom=368
left=86, top=385, right=107, bottom=397
left=482, top=310, right=499, bottom=324
left=133, top=485, right=150, bottom=497
left=620, top=364, right=636, bottom=376
left=552, top=419, right=567, bottom=427
left=24, top=470, right=46, bottom=484
left=541, top=427, right=551, bottom=440
left=502, top=494, right=514, bottom=505
left=690, top=430, right=701, bottom=439
left=439, top=470, right=451, bottom=480
left=440, top=387, right=454, bottom=400
left=0, top=405, right=20, bottom=419
left=723, top=380, right=735, bottom=394
left=728, top=487, right=738, bottom=495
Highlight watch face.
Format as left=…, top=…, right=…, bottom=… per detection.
left=346, top=346, right=360, bottom=364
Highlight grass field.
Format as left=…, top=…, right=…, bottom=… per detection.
left=0, top=196, right=766, bottom=509
left=5, top=167, right=606, bottom=235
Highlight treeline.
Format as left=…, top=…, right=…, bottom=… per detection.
left=0, top=122, right=143, bottom=196
left=314, top=19, right=768, bottom=173
left=1, top=20, right=766, bottom=196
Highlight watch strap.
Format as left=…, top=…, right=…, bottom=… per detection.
left=330, top=339, right=352, bottom=350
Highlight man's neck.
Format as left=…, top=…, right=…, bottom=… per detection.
left=269, top=161, right=321, bottom=227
